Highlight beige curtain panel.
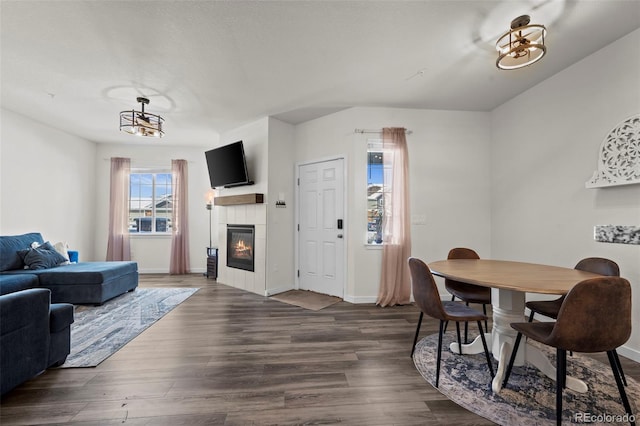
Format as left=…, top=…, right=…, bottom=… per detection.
left=170, top=159, right=191, bottom=274
left=106, top=157, right=131, bottom=261
left=376, top=128, right=412, bottom=307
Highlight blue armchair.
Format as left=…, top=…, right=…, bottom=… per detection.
left=0, top=288, right=74, bottom=395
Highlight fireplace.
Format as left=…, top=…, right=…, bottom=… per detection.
left=227, top=224, right=255, bottom=272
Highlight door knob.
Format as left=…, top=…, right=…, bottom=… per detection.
left=337, top=234, right=343, bottom=239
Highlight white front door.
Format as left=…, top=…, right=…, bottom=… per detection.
left=297, top=158, right=345, bottom=298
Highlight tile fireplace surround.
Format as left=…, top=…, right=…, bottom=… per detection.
left=217, top=204, right=266, bottom=295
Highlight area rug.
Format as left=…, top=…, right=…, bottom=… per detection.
left=270, top=290, right=341, bottom=311
left=60, top=287, right=199, bottom=368
left=413, top=333, right=639, bottom=425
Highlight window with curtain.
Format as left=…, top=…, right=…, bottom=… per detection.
left=367, top=139, right=389, bottom=245
left=128, top=170, right=173, bottom=234
left=376, top=127, right=411, bottom=307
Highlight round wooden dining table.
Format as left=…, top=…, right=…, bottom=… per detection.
left=428, top=259, right=604, bottom=393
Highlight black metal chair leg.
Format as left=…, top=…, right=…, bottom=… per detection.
left=613, top=349, right=628, bottom=386
left=478, top=321, right=494, bottom=378
left=443, top=296, right=454, bottom=334
left=435, top=320, right=445, bottom=388
left=411, top=311, right=423, bottom=357
left=556, top=348, right=565, bottom=426
left=455, top=321, right=463, bottom=355
left=528, top=310, right=535, bottom=322
left=565, top=352, right=569, bottom=389
left=552, top=347, right=567, bottom=389
left=464, top=302, right=469, bottom=343
left=502, top=332, right=524, bottom=388
left=607, top=351, right=635, bottom=425
left=482, top=304, right=488, bottom=332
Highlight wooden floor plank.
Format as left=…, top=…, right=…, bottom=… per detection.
left=1, top=273, right=638, bottom=425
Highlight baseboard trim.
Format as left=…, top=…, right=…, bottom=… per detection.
left=617, top=345, right=640, bottom=363
left=343, top=295, right=424, bottom=304
left=265, top=286, right=294, bottom=297
left=139, top=268, right=206, bottom=274
left=343, top=295, right=376, bottom=304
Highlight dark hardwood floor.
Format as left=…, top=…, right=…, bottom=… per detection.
left=1, top=274, right=638, bottom=425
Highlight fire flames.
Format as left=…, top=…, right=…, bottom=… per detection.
left=233, top=239, right=253, bottom=259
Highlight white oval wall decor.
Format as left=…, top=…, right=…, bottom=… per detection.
left=585, top=114, right=640, bottom=188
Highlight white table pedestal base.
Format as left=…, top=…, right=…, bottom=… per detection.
left=491, top=341, right=588, bottom=394
left=449, top=333, right=492, bottom=355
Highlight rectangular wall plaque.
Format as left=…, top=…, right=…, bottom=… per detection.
left=594, top=225, right=640, bottom=245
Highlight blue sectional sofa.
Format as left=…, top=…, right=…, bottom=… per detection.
left=0, top=232, right=138, bottom=305
left=0, top=232, right=139, bottom=396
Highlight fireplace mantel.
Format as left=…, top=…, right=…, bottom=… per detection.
left=214, top=193, right=264, bottom=206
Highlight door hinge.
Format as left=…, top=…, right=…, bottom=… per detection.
left=297, top=178, right=300, bottom=186
left=297, top=224, right=300, bottom=231
left=297, top=269, right=300, bottom=277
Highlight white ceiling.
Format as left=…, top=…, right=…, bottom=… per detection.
left=2, top=1, right=639, bottom=147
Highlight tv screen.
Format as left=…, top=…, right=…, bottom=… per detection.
left=205, top=141, right=252, bottom=188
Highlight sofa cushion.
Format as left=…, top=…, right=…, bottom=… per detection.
left=2, top=261, right=138, bottom=305
left=26, top=262, right=138, bottom=285
left=49, top=303, right=74, bottom=333
left=18, top=242, right=68, bottom=270
left=53, top=242, right=70, bottom=264
left=0, top=274, right=39, bottom=295
left=0, top=233, right=44, bottom=272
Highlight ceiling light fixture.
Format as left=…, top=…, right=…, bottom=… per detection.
left=496, top=15, right=547, bottom=70
left=119, top=97, right=164, bottom=138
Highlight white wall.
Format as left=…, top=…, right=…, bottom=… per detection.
left=295, top=106, right=492, bottom=302
left=94, top=143, right=212, bottom=273
left=490, top=29, right=640, bottom=360
left=1, top=109, right=97, bottom=259
left=266, top=118, right=296, bottom=295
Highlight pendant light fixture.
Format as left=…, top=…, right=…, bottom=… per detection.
left=496, top=15, right=547, bottom=70
left=119, top=97, right=164, bottom=138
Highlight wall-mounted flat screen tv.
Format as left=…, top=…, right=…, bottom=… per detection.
left=205, top=141, right=253, bottom=188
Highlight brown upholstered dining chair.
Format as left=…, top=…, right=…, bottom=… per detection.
left=503, top=277, right=635, bottom=426
left=444, top=248, right=491, bottom=341
left=408, top=257, right=494, bottom=388
left=526, top=257, right=627, bottom=385
left=526, top=257, right=620, bottom=322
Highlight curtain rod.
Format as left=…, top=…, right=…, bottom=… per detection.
left=102, top=158, right=195, bottom=163
left=354, top=128, right=413, bottom=135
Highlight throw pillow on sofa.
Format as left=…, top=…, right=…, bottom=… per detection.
left=17, top=241, right=67, bottom=270
left=53, top=241, right=70, bottom=265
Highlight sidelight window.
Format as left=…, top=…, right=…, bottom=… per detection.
left=367, top=139, right=389, bottom=244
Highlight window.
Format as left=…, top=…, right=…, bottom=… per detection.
left=367, top=139, right=388, bottom=244
left=129, top=171, right=173, bottom=233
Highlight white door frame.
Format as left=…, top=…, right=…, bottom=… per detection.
left=294, top=155, right=348, bottom=298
